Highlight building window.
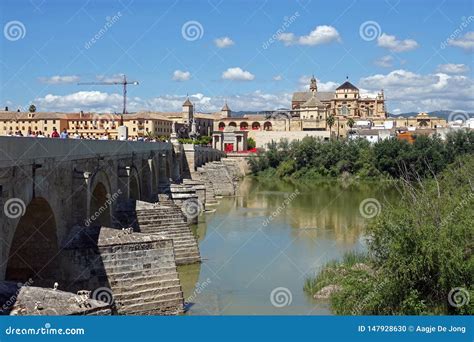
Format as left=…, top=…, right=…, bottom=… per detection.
left=339, top=105, right=349, bottom=115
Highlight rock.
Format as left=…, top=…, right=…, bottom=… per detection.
left=313, top=285, right=342, bottom=299
left=351, top=263, right=372, bottom=273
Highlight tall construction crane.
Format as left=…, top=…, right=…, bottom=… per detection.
left=78, top=74, right=139, bottom=116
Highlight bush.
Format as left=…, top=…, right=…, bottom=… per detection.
left=304, top=156, right=474, bottom=315
left=251, top=131, right=474, bottom=181
left=247, top=137, right=256, bottom=150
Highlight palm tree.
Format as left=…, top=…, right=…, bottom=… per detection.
left=327, top=114, right=335, bottom=138
left=347, top=117, right=355, bottom=132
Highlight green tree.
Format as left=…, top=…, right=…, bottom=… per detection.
left=327, top=114, right=335, bottom=137
left=247, top=137, right=256, bottom=150
left=305, top=156, right=474, bottom=315
left=347, top=117, right=355, bottom=132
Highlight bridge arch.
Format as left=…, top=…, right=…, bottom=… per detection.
left=128, top=167, right=141, bottom=200
left=5, top=197, right=59, bottom=287
left=88, top=170, right=113, bottom=227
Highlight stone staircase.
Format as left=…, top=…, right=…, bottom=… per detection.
left=62, top=226, right=184, bottom=315
left=196, top=161, right=236, bottom=197
left=98, top=240, right=183, bottom=315
left=134, top=200, right=201, bottom=265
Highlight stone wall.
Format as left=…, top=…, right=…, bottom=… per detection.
left=61, top=226, right=184, bottom=315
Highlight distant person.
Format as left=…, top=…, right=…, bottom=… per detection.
left=37, top=131, right=45, bottom=138
left=60, top=129, right=69, bottom=139
left=51, top=127, right=60, bottom=138
left=73, top=130, right=80, bottom=139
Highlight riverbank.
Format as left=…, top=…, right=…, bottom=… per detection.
left=249, top=130, right=474, bottom=181
left=304, top=156, right=474, bottom=315
left=179, top=177, right=399, bottom=315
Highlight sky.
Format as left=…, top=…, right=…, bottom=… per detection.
left=0, top=0, right=473, bottom=114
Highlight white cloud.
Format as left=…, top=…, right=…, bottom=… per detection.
left=222, top=67, right=255, bottom=81
left=298, top=75, right=338, bottom=92
left=436, top=63, right=470, bottom=74
left=172, top=70, right=191, bottom=81
left=33, top=90, right=292, bottom=113
left=448, top=31, right=474, bottom=50
left=214, top=36, right=235, bottom=48
left=35, top=91, right=123, bottom=112
left=375, top=55, right=394, bottom=68
left=95, top=74, right=126, bottom=82
left=359, top=69, right=474, bottom=112
left=273, top=75, right=283, bottom=81
left=277, top=33, right=295, bottom=45
left=277, top=25, right=341, bottom=46
left=30, top=70, right=474, bottom=114
left=377, top=33, right=418, bottom=52
left=38, top=75, right=80, bottom=84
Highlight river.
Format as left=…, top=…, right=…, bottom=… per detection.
left=179, top=177, right=398, bottom=315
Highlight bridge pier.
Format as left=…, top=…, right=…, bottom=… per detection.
left=0, top=137, right=228, bottom=315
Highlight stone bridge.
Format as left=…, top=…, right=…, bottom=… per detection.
left=0, top=137, right=225, bottom=290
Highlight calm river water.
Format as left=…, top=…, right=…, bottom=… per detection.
left=179, top=177, right=398, bottom=315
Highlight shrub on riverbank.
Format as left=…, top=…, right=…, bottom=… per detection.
left=304, top=156, right=474, bottom=315
left=249, top=130, right=474, bottom=180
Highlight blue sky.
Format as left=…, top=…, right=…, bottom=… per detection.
left=0, top=0, right=473, bottom=113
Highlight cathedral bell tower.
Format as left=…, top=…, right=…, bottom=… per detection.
left=310, top=75, right=317, bottom=93
left=182, top=97, right=194, bottom=124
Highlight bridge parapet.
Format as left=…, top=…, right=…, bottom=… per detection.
left=0, top=137, right=172, bottom=167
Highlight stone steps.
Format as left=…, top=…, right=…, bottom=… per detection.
left=134, top=199, right=201, bottom=265
left=118, top=291, right=183, bottom=308
left=104, top=266, right=179, bottom=280
left=119, top=297, right=184, bottom=315
left=110, top=277, right=181, bottom=294
left=114, top=285, right=183, bottom=301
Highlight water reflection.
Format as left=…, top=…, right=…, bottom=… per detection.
left=179, top=177, right=398, bottom=315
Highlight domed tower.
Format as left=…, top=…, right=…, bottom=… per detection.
left=182, top=97, right=193, bottom=124
left=310, top=75, right=318, bottom=93
left=221, top=101, right=231, bottom=118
